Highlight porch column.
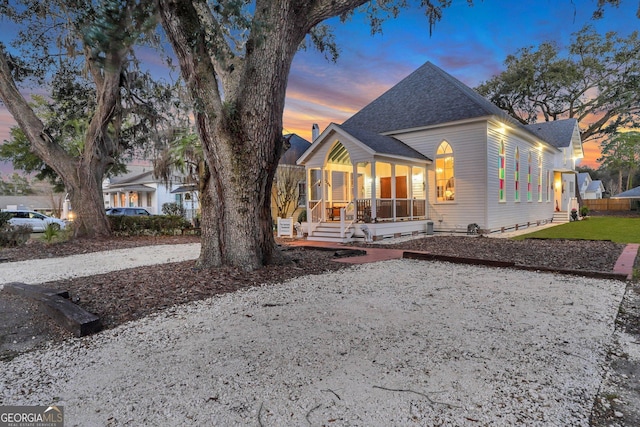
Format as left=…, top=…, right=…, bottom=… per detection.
left=320, top=167, right=326, bottom=221
left=352, top=162, right=358, bottom=202
left=409, top=166, right=414, bottom=220
left=391, top=164, right=396, bottom=221
left=370, top=161, right=377, bottom=219
left=306, top=168, right=311, bottom=215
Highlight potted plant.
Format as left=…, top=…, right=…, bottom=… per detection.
left=570, top=208, right=579, bottom=221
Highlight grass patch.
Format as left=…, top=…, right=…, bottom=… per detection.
left=512, top=217, right=640, bottom=244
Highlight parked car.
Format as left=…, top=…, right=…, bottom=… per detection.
left=2, top=209, right=67, bottom=232
left=105, top=207, right=151, bottom=216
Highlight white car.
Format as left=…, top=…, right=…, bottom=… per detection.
left=2, top=210, right=67, bottom=232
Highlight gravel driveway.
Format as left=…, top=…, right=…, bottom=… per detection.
left=0, top=249, right=626, bottom=426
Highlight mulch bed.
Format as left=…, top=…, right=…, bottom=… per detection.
left=0, top=234, right=630, bottom=334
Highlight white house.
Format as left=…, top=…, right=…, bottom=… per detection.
left=297, top=61, right=583, bottom=242
left=578, top=172, right=605, bottom=199
left=102, top=166, right=199, bottom=217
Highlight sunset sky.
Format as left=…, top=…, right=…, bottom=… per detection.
left=1, top=0, right=638, bottom=175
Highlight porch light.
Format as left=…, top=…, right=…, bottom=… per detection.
left=555, top=181, right=561, bottom=190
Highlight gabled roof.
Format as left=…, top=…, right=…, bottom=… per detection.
left=578, top=172, right=591, bottom=188
left=339, top=125, right=430, bottom=161
left=586, top=180, right=604, bottom=193
left=524, top=119, right=583, bottom=158
left=342, top=61, right=521, bottom=133
left=341, top=61, right=581, bottom=155
left=297, top=123, right=431, bottom=166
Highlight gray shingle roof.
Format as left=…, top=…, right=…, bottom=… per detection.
left=613, top=186, right=640, bottom=198
left=342, top=61, right=521, bottom=133
left=339, top=125, right=430, bottom=161
left=578, top=172, right=589, bottom=188
left=586, top=180, right=603, bottom=193
left=341, top=61, right=578, bottom=152
left=524, top=119, right=579, bottom=149
left=280, top=134, right=311, bottom=165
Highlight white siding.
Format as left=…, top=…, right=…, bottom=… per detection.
left=395, top=121, right=488, bottom=231
left=155, top=184, right=176, bottom=215
left=485, top=125, right=555, bottom=231
left=394, top=120, right=557, bottom=232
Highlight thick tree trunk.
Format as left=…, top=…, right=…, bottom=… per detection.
left=66, top=158, right=111, bottom=238
left=158, top=0, right=367, bottom=269
left=196, top=127, right=280, bottom=270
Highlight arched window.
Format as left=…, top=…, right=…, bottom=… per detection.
left=498, top=141, right=505, bottom=202
left=436, top=141, right=455, bottom=201
left=514, top=147, right=520, bottom=202
left=527, top=152, right=532, bottom=202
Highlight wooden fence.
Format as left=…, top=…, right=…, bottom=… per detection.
left=583, top=199, right=632, bottom=211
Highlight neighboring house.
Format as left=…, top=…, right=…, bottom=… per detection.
left=0, top=195, right=65, bottom=217
left=578, top=172, right=604, bottom=199
left=297, top=61, right=584, bottom=242
left=272, top=134, right=310, bottom=221
left=102, top=166, right=199, bottom=217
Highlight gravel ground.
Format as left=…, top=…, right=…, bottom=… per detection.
left=0, top=242, right=628, bottom=426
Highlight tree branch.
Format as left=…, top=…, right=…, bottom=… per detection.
left=0, top=45, right=72, bottom=174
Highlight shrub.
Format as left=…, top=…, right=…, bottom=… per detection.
left=42, top=223, right=61, bottom=243
left=580, top=206, right=589, bottom=217
left=162, top=202, right=186, bottom=217
left=0, top=211, right=11, bottom=227
left=297, top=209, right=307, bottom=223
left=0, top=224, right=31, bottom=247
left=108, top=215, right=191, bottom=236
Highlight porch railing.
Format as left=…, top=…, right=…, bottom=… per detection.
left=308, top=200, right=323, bottom=234
left=340, top=201, right=356, bottom=238
left=355, top=198, right=426, bottom=221
left=566, top=197, right=579, bottom=221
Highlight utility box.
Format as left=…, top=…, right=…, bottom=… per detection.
left=426, top=221, right=434, bottom=235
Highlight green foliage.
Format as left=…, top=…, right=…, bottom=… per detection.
left=297, top=209, right=307, bottom=223
left=580, top=206, right=590, bottom=217
left=0, top=224, right=31, bottom=248
left=108, top=215, right=191, bottom=236
left=598, top=131, right=640, bottom=193
left=0, top=211, right=12, bottom=227
left=477, top=26, right=640, bottom=142
left=0, top=173, right=34, bottom=196
left=161, top=202, right=186, bottom=217
left=42, top=223, right=60, bottom=243
left=513, top=217, right=640, bottom=244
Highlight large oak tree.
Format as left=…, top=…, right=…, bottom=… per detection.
left=476, top=26, right=640, bottom=143
left=0, top=0, right=170, bottom=237
left=155, top=0, right=469, bottom=270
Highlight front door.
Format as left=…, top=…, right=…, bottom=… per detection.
left=561, top=173, right=574, bottom=210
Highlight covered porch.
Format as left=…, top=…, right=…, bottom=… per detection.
left=553, top=170, right=580, bottom=223
left=103, top=184, right=155, bottom=213
left=299, top=129, right=431, bottom=242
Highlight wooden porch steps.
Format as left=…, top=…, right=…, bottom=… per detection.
left=553, top=211, right=569, bottom=224
left=307, top=222, right=358, bottom=243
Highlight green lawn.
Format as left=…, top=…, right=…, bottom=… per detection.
left=513, top=217, right=640, bottom=244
